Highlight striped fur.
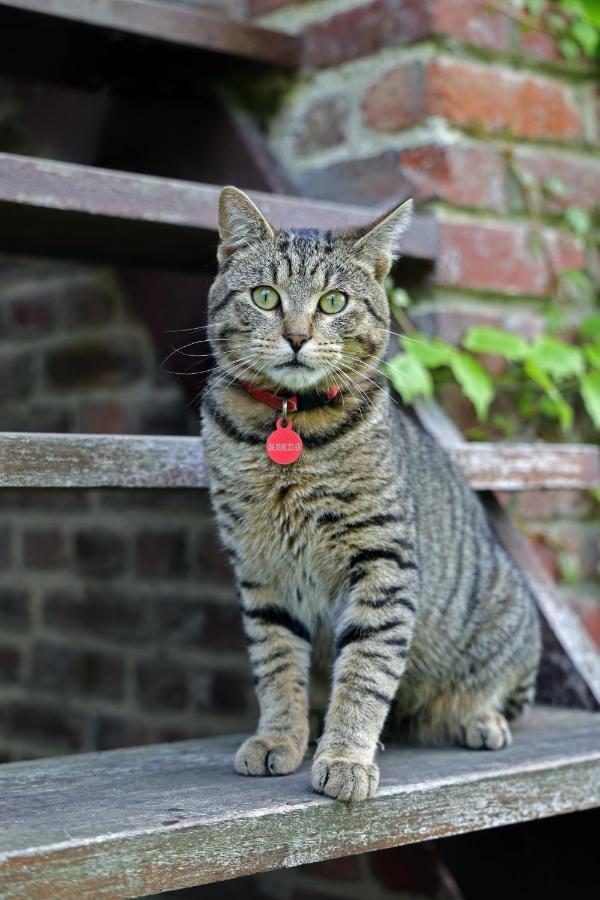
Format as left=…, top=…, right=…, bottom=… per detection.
left=201, top=187, right=541, bottom=802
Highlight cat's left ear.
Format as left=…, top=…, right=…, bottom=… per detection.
left=354, top=199, right=413, bottom=280
left=218, top=186, right=274, bottom=265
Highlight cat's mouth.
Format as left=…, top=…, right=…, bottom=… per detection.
left=274, top=359, right=312, bottom=370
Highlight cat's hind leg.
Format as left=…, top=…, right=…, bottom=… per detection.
left=456, top=708, right=512, bottom=750
left=414, top=689, right=513, bottom=751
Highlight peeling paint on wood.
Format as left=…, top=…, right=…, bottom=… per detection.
left=0, top=708, right=598, bottom=898
left=0, top=0, right=302, bottom=66
left=0, top=431, right=597, bottom=491
left=0, top=152, right=438, bottom=266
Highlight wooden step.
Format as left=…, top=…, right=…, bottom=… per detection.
left=0, top=707, right=598, bottom=898
left=0, top=152, right=438, bottom=267
left=0, top=0, right=301, bottom=66
left=0, top=432, right=598, bottom=491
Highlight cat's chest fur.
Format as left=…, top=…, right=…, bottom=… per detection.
left=203, top=417, right=349, bottom=614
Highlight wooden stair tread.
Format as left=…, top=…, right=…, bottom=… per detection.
left=0, top=0, right=301, bottom=66
left=0, top=432, right=598, bottom=491
left=0, top=707, right=598, bottom=897
left=0, top=152, right=438, bottom=266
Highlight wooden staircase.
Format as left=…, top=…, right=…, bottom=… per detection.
left=0, top=1, right=598, bottom=897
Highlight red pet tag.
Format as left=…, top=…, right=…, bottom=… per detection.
left=266, top=417, right=303, bottom=465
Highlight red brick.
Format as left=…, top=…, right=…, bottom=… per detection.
left=210, top=669, right=250, bottom=714
left=0, top=526, right=11, bottom=568
left=1, top=701, right=85, bottom=752
left=362, top=62, right=426, bottom=132
left=0, top=644, right=21, bottom=683
left=95, top=715, right=151, bottom=751
left=303, top=0, right=430, bottom=68
left=428, top=60, right=582, bottom=139
left=0, top=589, right=30, bottom=630
left=512, top=149, right=600, bottom=213
left=399, top=143, right=507, bottom=211
left=31, top=643, right=125, bottom=701
left=44, top=337, right=144, bottom=390
left=518, top=28, right=562, bottom=64
left=0, top=350, right=34, bottom=399
left=412, top=304, right=544, bottom=346
left=499, top=491, right=596, bottom=521
left=8, top=292, right=55, bottom=336
left=62, top=281, right=116, bottom=328
left=23, top=528, right=68, bottom=568
left=363, top=60, right=583, bottom=141
left=432, top=0, right=511, bottom=51
left=43, top=589, right=150, bottom=642
left=580, top=607, right=600, bottom=648
left=437, top=220, right=584, bottom=296
left=369, top=844, right=442, bottom=895
left=157, top=598, right=246, bottom=652
left=75, top=528, right=127, bottom=576
left=136, top=659, right=187, bottom=710
left=80, top=401, right=127, bottom=434
left=136, top=530, right=189, bottom=578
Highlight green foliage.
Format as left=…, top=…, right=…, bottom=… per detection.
left=509, top=0, right=600, bottom=59
left=385, top=315, right=600, bottom=438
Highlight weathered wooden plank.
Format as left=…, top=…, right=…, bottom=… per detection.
left=0, top=0, right=301, bottom=66
left=452, top=442, right=600, bottom=491
left=0, top=433, right=206, bottom=489
left=0, top=153, right=438, bottom=267
left=0, top=708, right=598, bottom=898
left=0, top=431, right=597, bottom=491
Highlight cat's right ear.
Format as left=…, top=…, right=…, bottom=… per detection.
left=218, top=186, right=274, bottom=265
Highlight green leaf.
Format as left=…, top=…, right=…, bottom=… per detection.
left=463, top=327, right=529, bottom=360
left=559, top=35, right=581, bottom=60
left=584, top=341, right=600, bottom=369
left=543, top=175, right=568, bottom=197
left=525, top=0, right=546, bottom=16
left=580, top=315, right=600, bottom=339
left=399, top=335, right=453, bottom=368
left=580, top=370, right=600, bottom=428
left=580, top=0, right=600, bottom=28
left=390, top=287, right=412, bottom=309
left=525, top=358, right=573, bottom=431
left=557, top=552, right=581, bottom=586
left=546, top=12, right=568, bottom=32
left=384, top=353, right=433, bottom=404
left=564, top=206, right=592, bottom=236
left=449, top=352, right=494, bottom=421
left=571, top=17, right=599, bottom=56
left=529, top=335, right=585, bottom=380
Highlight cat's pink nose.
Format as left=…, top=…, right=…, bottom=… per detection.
left=283, top=333, right=309, bottom=352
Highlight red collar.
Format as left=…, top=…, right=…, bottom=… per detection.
left=240, top=381, right=340, bottom=413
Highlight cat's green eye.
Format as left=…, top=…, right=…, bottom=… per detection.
left=252, top=285, right=280, bottom=310
left=318, top=290, right=348, bottom=315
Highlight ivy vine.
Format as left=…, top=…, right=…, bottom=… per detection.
left=385, top=0, right=600, bottom=444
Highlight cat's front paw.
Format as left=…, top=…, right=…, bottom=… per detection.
left=235, top=734, right=304, bottom=776
left=311, top=756, right=379, bottom=802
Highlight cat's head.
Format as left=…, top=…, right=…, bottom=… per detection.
left=208, top=186, right=413, bottom=394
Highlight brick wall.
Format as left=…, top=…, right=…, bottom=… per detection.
left=243, top=0, right=600, bottom=640
left=0, top=254, right=255, bottom=760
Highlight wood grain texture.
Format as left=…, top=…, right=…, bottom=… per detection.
left=0, top=432, right=597, bottom=491
left=0, top=0, right=301, bottom=66
left=0, top=707, right=598, bottom=899
left=0, top=152, right=438, bottom=267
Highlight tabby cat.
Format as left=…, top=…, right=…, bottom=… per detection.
left=201, top=186, right=541, bottom=802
